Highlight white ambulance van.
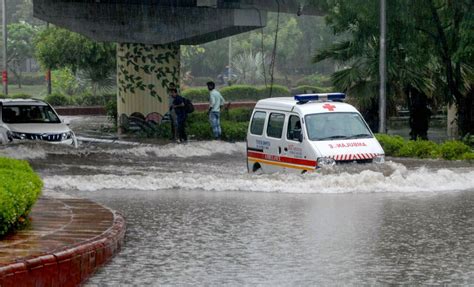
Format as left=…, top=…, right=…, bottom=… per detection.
left=246, top=93, right=385, bottom=173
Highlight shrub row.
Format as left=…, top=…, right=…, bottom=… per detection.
left=0, top=93, right=33, bottom=99
left=124, top=109, right=250, bottom=141
left=290, top=85, right=333, bottom=95
left=0, top=157, right=43, bottom=237
left=182, top=85, right=291, bottom=102
left=44, top=93, right=116, bottom=107
left=375, top=134, right=474, bottom=160
left=9, top=74, right=45, bottom=86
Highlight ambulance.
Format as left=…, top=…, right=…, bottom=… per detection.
left=246, top=93, right=385, bottom=173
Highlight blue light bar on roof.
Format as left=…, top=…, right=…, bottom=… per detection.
left=294, top=93, right=346, bottom=102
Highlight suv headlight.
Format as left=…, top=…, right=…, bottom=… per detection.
left=10, top=131, right=26, bottom=140
left=61, top=132, right=72, bottom=140
left=317, top=157, right=336, bottom=167
left=373, top=155, right=385, bottom=164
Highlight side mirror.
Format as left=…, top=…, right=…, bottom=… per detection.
left=298, top=132, right=303, bottom=143
left=61, top=117, right=71, bottom=126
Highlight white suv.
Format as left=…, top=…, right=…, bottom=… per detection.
left=0, top=98, right=77, bottom=147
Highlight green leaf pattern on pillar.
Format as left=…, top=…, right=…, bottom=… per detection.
left=117, top=43, right=179, bottom=104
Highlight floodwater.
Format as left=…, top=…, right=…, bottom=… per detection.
left=1, top=120, right=473, bottom=285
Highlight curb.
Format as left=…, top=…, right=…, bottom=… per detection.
left=0, top=201, right=126, bottom=286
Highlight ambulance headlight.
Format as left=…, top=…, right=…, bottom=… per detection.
left=373, top=155, right=385, bottom=164
left=317, top=157, right=336, bottom=167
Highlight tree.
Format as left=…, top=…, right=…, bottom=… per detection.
left=7, top=22, right=37, bottom=88
left=34, top=27, right=116, bottom=95
left=312, top=0, right=473, bottom=136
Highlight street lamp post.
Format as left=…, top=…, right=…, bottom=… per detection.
left=2, top=0, right=7, bottom=96
left=379, top=0, right=387, bottom=133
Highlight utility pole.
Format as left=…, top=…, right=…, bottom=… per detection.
left=228, top=37, right=232, bottom=85
left=2, top=0, right=7, bottom=96
left=378, top=0, right=387, bottom=133
left=46, top=23, right=52, bottom=94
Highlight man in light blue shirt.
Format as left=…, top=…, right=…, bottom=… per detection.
left=207, top=81, right=225, bottom=140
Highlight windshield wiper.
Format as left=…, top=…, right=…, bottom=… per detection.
left=347, top=133, right=372, bottom=139
left=316, top=135, right=348, bottom=141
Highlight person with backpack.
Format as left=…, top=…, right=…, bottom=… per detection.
left=170, top=88, right=187, bottom=143
left=207, top=81, right=225, bottom=140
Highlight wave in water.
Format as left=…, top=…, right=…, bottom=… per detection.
left=0, top=141, right=246, bottom=160
left=43, top=165, right=474, bottom=194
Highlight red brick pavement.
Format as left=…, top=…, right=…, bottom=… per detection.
left=0, top=197, right=126, bottom=286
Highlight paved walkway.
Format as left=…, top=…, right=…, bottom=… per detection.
left=0, top=197, right=126, bottom=286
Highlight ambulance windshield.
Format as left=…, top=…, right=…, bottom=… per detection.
left=305, top=112, right=373, bottom=141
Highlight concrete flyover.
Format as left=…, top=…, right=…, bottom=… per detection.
left=33, top=0, right=322, bottom=125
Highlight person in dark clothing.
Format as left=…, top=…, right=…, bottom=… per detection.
left=170, top=88, right=187, bottom=143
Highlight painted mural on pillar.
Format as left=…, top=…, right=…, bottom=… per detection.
left=117, top=43, right=180, bottom=131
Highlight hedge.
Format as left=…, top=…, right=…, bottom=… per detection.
left=182, top=84, right=291, bottom=102
left=291, top=85, right=332, bottom=95
left=375, top=134, right=474, bottom=160
left=0, top=157, right=43, bottom=237
left=44, top=92, right=72, bottom=106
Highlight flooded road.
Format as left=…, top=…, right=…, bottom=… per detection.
left=1, top=138, right=473, bottom=285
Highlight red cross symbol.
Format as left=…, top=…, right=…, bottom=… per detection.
left=323, top=103, right=336, bottom=111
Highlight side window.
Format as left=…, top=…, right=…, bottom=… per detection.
left=250, top=111, right=266, bottom=135
left=287, top=115, right=302, bottom=141
left=267, top=113, right=285, bottom=138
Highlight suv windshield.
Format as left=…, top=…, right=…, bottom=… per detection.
left=2, top=105, right=61, bottom=124
left=305, top=112, right=373, bottom=141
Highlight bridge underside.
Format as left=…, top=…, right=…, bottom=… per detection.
left=33, top=0, right=323, bottom=126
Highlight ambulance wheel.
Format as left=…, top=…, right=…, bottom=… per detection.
left=301, top=170, right=307, bottom=174
left=252, top=162, right=262, bottom=173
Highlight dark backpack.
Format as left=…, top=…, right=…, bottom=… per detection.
left=183, top=97, right=194, bottom=114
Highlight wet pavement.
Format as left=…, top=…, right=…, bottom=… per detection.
left=1, top=116, right=473, bottom=285
left=0, top=197, right=125, bottom=286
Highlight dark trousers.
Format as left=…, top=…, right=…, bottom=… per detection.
left=177, top=118, right=187, bottom=142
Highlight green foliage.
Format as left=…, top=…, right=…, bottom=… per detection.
left=182, top=85, right=290, bottom=102
left=291, top=85, right=331, bottom=95
left=375, top=134, right=405, bottom=156
left=9, top=73, right=44, bottom=86
left=222, top=108, right=253, bottom=122
left=0, top=157, right=43, bottom=237
left=461, top=152, right=474, bottom=161
left=182, top=88, right=209, bottom=102
left=10, top=93, right=32, bottom=99
left=51, top=68, right=81, bottom=96
left=44, top=92, right=71, bottom=106
left=0, top=93, right=8, bottom=99
left=7, top=23, right=38, bottom=87
left=75, top=93, right=115, bottom=106
left=295, top=73, right=332, bottom=87
left=398, top=140, right=440, bottom=159
left=376, top=134, right=473, bottom=160
left=438, top=140, right=471, bottom=160
left=221, top=85, right=260, bottom=100
left=105, top=98, right=118, bottom=124
left=35, top=27, right=116, bottom=95
left=221, top=121, right=248, bottom=141
left=188, top=121, right=214, bottom=140
left=257, top=85, right=291, bottom=98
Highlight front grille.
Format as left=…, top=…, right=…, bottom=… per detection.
left=24, top=133, right=63, bottom=142
left=336, top=159, right=373, bottom=165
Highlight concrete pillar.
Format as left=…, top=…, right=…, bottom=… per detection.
left=117, top=43, right=180, bottom=119
left=447, top=103, right=458, bottom=138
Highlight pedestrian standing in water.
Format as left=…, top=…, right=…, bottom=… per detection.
left=207, top=81, right=225, bottom=140
left=170, top=88, right=187, bottom=143
left=168, top=83, right=178, bottom=141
